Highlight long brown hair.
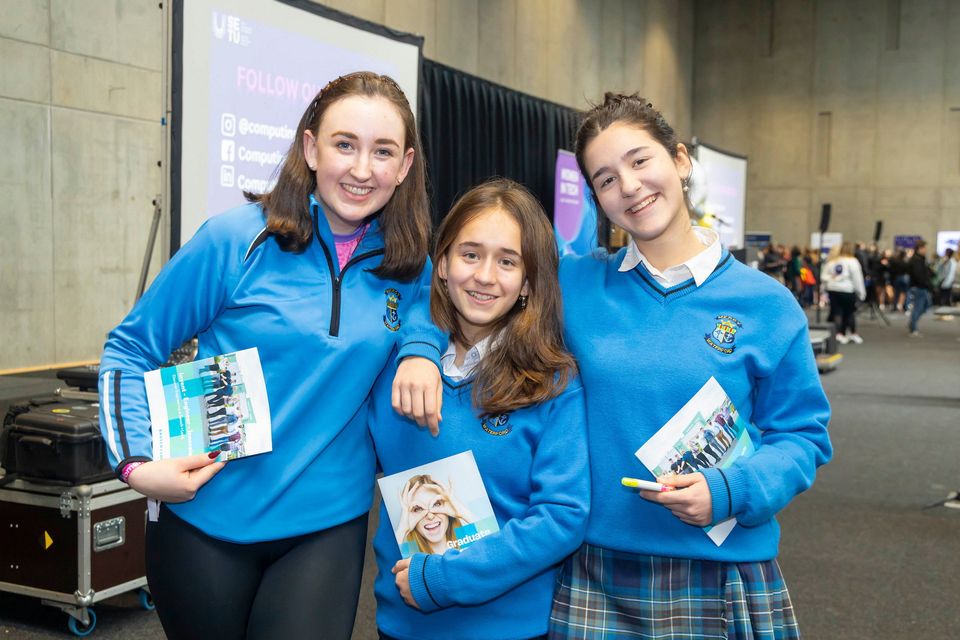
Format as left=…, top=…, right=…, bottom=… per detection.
left=246, top=71, right=429, bottom=281
left=431, top=179, right=576, bottom=416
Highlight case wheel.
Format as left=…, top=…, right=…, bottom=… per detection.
left=67, top=609, right=96, bottom=636
left=138, top=588, right=156, bottom=611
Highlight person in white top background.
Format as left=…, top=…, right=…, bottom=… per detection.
left=822, top=242, right=867, bottom=344
left=936, top=248, right=956, bottom=307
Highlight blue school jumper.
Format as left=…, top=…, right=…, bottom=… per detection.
left=369, top=344, right=590, bottom=640
left=98, top=197, right=434, bottom=543
left=559, top=249, right=832, bottom=562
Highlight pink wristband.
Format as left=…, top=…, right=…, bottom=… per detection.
left=120, top=461, right=145, bottom=483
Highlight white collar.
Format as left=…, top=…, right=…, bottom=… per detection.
left=440, top=334, right=496, bottom=381
left=619, top=226, right=722, bottom=287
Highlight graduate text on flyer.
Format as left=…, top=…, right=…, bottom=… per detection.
left=378, top=451, right=500, bottom=559
left=144, top=348, right=272, bottom=462
left=635, top=376, right=755, bottom=545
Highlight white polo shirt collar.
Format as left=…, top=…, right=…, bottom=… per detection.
left=440, top=334, right=495, bottom=381
left=619, top=226, right=722, bottom=287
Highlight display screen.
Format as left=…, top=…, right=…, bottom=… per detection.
left=936, top=230, right=960, bottom=256
left=173, top=0, right=421, bottom=251
left=692, top=143, right=747, bottom=249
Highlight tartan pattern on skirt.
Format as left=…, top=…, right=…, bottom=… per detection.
left=549, top=544, right=800, bottom=640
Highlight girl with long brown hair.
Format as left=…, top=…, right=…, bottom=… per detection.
left=98, top=71, right=435, bottom=639
left=367, top=179, right=590, bottom=640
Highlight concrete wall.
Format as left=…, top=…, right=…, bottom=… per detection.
left=0, top=1, right=164, bottom=370
left=322, top=0, right=694, bottom=132
left=692, top=0, right=960, bottom=250
left=0, top=0, right=693, bottom=369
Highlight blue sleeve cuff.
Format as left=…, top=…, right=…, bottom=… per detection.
left=702, top=465, right=751, bottom=525
left=396, top=338, right=442, bottom=368
left=406, top=553, right=448, bottom=612
left=701, top=468, right=730, bottom=525
left=98, top=368, right=155, bottom=468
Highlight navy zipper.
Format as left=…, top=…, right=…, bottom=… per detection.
left=316, top=238, right=383, bottom=337
left=311, top=202, right=385, bottom=336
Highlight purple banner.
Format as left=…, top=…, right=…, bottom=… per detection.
left=894, top=235, right=923, bottom=250
left=553, top=150, right=597, bottom=255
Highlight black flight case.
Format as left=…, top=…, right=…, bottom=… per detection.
left=0, top=384, right=152, bottom=636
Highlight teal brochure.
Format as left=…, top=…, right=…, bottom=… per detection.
left=144, top=347, right=271, bottom=462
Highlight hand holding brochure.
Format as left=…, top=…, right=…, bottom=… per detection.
left=378, top=451, right=500, bottom=558
left=144, top=348, right=272, bottom=461
left=635, top=376, right=754, bottom=546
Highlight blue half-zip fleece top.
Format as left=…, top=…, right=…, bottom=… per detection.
left=560, top=249, right=832, bottom=562
left=369, top=343, right=590, bottom=640
left=98, top=197, right=436, bottom=543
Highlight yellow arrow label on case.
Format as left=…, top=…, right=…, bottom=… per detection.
left=44, top=531, right=53, bottom=550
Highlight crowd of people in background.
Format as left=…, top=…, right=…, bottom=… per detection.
left=758, top=240, right=959, bottom=341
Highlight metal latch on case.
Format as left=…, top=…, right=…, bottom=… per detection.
left=93, top=516, right=126, bottom=551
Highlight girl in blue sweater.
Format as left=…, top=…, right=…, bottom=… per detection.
left=547, top=94, right=833, bottom=638
left=369, top=179, right=590, bottom=640
left=98, top=72, right=437, bottom=640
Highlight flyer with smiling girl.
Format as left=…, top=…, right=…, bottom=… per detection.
left=378, top=451, right=500, bottom=558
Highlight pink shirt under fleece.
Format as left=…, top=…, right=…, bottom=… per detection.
left=333, top=224, right=368, bottom=269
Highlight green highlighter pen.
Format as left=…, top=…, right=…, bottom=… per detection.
left=621, top=477, right=673, bottom=492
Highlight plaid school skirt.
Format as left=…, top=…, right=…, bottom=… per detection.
left=549, top=544, right=800, bottom=640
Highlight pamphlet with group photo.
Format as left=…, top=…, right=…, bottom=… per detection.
left=378, top=451, right=500, bottom=559
left=635, top=376, right=755, bottom=546
left=144, top=347, right=272, bottom=462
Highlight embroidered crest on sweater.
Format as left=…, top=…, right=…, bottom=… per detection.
left=481, top=413, right=512, bottom=436
left=383, top=288, right=401, bottom=331
left=704, top=315, right=742, bottom=354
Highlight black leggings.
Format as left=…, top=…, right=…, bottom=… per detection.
left=828, top=290, right=857, bottom=335
left=146, top=504, right=367, bottom=640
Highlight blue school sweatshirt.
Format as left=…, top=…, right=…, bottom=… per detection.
left=560, top=249, right=832, bottom=562
left=369, top=345, right=590, bottom=640
left=98, top=197, right=436, bottom=543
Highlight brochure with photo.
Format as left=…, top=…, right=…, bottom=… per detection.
left=378, top=451, right=500, bottom=559
left=144, top=347, right=272, bottom=462
left=635, top=376, right=755, bottom=546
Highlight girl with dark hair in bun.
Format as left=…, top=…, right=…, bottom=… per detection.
left=98, top=71, right=437, bottom=640
left=547, top=93, right=833, bottom=639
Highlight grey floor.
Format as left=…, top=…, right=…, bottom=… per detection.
left=2, top=307, right=958, bottom=639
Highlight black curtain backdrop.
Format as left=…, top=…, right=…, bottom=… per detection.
left=419, top=59, right=581, bottom=227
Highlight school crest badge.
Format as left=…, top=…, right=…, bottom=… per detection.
left=383, top=288, right=401, bottom=332
left=481, top=413, right=512, bottom=436
left=704, top=315, right=742, bottom=354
